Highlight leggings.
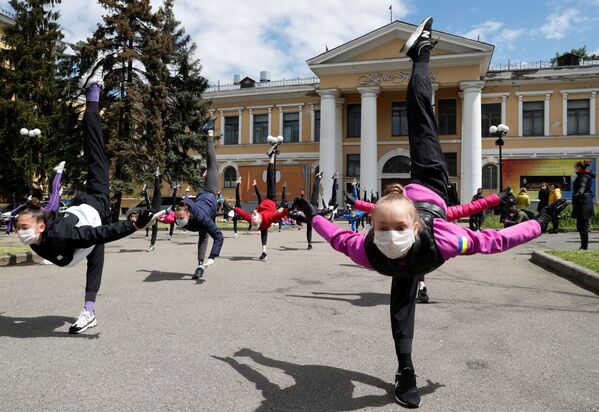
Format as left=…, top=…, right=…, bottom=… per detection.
left=43, top=171, right=64, bottom=213
left=149, top=174, right=162, bottom=246
left=196, top=136, right=218, bottom=265
left=310, top=171, right=321, bottom=208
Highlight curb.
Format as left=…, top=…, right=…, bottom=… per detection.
left=0, top=252, right=44, bottom=267
left=531, top=251, right=599, bottom=295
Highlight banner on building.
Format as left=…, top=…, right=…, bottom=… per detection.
left=502, top=158, right=596, bottom=201
left=238, top=165, right=307, bottom=202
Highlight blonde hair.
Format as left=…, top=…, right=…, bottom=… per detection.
left=373, top=184, right=421, bottom=232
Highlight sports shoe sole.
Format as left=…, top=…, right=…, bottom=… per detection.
left=400, top=16, right=432, bottom=54
left=69, top=317, right=97, bottom=334
left=394, top=393, right=421, bottom=408
left=266, top=143, right=281, bottom=157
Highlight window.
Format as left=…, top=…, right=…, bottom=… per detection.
left=443, top=152, right=457, bottom=176
left=481, top=103, right=501, bottom=137
left=438, top=99, right=456, bottom=135
left=392, top=102, right=408, bottom=136
left=346, top=154, right=360, bottom=177
left=224, top=116, right=239, bottom=145
left=253, top=114, right=269, bottom=144
left=223, top=167, right=237, bottom=188
left=482, top=164, right=498, bottom=190
left=283, top=112, right=300, bottom=142
left=382, top=155, right=410, bottom=173
left=567, top=99, right=590, bottom=135
left=522, top=101, right=544, bottom=136
left=314, top=110, right=320, bottom=142
left=347, top=104, right=361, bottom=137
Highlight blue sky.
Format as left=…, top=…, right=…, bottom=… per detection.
left=1, top=0, right=598, bottom=84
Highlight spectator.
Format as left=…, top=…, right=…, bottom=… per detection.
left=516, top=187, right=531, bottom=211
left=504, top=205, right=530, bottom=228
left=571, top=160, right=595, bottom=250
left=498, top=186, right=516, bottom=220
left=468, top=188, right=484, bottom=231
left=537, top=182, right=549, bottom=215
left=548, top=183, right=562, bottom=233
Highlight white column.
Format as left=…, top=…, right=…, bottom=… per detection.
left=335, top=98, right=345, bottom=205
left=459, top=81, right=485, bottom=203
left=317, top=89, right=340, bottom=204
left=248, top=109, right=254, bottom=143
left=298, top=105, right=303, bottom=142
left=544, top=94, right=550, bottom=136
left=279, top=107, right=284, bottom=137
left=562, top=92, right=568, bottom=136
left=267, top=107, right=272, bottom=136
left=237, top=109, right=243, bottom=144
left=591, top=92, right=596, bottom=135
left=501, top=95, right=507, bottom=125
left=517, top=95, right=523, bottom=137
left=219, top=110, right=225, bottom=146
left=357, top=86, right=380, bottom=194
left=310, top=104, right=315, bottom=141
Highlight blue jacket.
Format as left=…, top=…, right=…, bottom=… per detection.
left=184, top=193, right=223, bottom=258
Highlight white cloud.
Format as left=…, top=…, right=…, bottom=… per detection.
left=461, top=20, right=525, bottom=50
left=43, top=0, right=411, bottom=84
left=540, top=9, right=584, bottom=39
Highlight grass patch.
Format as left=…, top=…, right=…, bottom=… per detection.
left=0, top=244, right=31, bottom=256
left=481, top=206, right=599, bottom=231
left=546, top=250, right=599, bottom=273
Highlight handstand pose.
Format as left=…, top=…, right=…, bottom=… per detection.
left=15, top=64, right=158, bottom=334
left=173, top=122, right=224, bottom=281
left=143, top=167, right=162, bottom=252
left=234, top=136, right=288, bottom=260
left=294, top=17, right=563, bottom=409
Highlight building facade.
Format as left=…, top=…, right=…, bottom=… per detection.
left=206, top=21, right=599, bottom=206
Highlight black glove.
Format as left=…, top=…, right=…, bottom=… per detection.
left=344, top=191, right=356, bottom=206
left=134, top=210, right=155, bottom=230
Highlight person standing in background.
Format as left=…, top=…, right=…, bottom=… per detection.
left=548, top=183, right=562, bottom=234
left=571, top=161, right=595, bottom=250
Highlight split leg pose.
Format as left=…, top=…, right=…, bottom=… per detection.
left=155, top=182, right=179, bottom=240
left=234, top=136, right=289, bottom=260
left=146, top=168, right=162, bottom=252
left=294, top=17, right=563, bottom=408
left=174, top=122, right=224, bottom=281
left=16, top=65, right=158, bottom=334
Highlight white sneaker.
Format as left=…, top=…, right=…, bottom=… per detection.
left=69, top=310, right=97, bottom=334
left=53, top=161, right=66, bottom=173
left=234, top=233, right=238, bottom=238
left=266, top=135, right=278, bottom=145
left=78, top=59, right=104, bottom=90
left=147, top=245, right=155, bottom=252
left=276, top=135, right=284, bottom=143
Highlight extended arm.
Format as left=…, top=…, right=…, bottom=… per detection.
left=312, top=215, right=371, bottom=268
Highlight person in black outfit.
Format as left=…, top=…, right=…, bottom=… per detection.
left=144, top=167, right=162, bottom=252
left=15, top=64, right=157, bottom=334
left=498, top=186, right=516, bottom=221
left=469, top=188, right=485, bottom=231
left=572, top=160, right=595, bottom=250
left=537, top=182, right=549, bottom=215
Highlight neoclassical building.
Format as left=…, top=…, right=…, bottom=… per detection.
left=205, top=20, right=598, bottom=206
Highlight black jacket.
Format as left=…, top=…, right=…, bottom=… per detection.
left=537, top=188, right=550, bottom=212
left=571, top=172, right=595, bottom=220
left=31, top=211, right=136, bottom=266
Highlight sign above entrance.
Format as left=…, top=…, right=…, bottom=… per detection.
left=357, top=72, right=436, bottom=86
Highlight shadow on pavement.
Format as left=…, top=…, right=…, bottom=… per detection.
left=214, top=348, right=401, bottom=411
left=137, top=269, right=190, bottom=282
left=278, top=246, right=305, bottom=251
left=287, top=292, right=389, bottom=307
left=112, top=249, right=146, bottom=253
left=0, top=313, right=99, bottom=339
left=220, top=256, right=257, bottom=261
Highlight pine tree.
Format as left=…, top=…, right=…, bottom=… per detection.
left=158, top=0, right=210, bottom=190
left=0, top=0, right=80, bottom=200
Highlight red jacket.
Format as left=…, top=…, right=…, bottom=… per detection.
left=235, top=199, right=289, bottom=231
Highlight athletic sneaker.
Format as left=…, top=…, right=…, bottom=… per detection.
left=167, top=235, right=172, bottom=241
left=417, top=287, right=429, bottom=304
left=191, top=266, right=205, bottom=280
left=395, top=367, right=421, bottom=408
left=266, top=135, right=283, bottom=157
left=53, top=161, right=66, bottom=173
left=307, top=244, right=313, bottom=250
left=78, top=59, right=104, bottom=90
left=400, top=16, right=437, bottom=60
left=259, top=252, right=267, bottom=261
left=69, top=310, right=97, bottom=334
left=147, top=245, right=155, bottom=252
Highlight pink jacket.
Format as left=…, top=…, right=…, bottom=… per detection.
left=312, top=183, right=541, bottom=269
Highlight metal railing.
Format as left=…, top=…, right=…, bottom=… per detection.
left=489, top=59, right=599, bottom=71
left=206, top=77, right=320, bottom=92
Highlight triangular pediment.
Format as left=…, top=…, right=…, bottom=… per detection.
left=308, top=20, right=493, bottom=65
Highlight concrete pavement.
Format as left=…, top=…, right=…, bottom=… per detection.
left=0, top=227, right=598, bottom=411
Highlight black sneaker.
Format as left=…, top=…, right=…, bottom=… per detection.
left=191, top=266, right=204, bottom=280
left=307, top=244, right=313, bottom=250
left=259, top=252, right=267, bottom=261
left=395, top=367, right=421, bottom=408
left=417, top=287, right=429, bottom=304
left=400, top=17, right=437, bottom=60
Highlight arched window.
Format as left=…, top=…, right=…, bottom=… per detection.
left=223, top=166, right=237, bottom=188
left=382, top=155, right=411, bottom=174
left=482, top=164, right=498, bottom=190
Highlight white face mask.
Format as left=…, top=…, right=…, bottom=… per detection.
left=175, top=218, right=188, bottom=227
left=373, top=229, right=415, bottom=260
left=18, top=228, right=40, bottom=245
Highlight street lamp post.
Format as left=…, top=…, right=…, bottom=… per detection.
left=20, top=127, right=42, bottom=196
left=489, top=123, right=509, bottom=193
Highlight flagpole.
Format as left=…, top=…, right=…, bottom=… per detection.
left=389, top=5, right=393, bottom=22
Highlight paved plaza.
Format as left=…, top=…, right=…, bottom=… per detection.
left=0, top=226, right=598, bottom=411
